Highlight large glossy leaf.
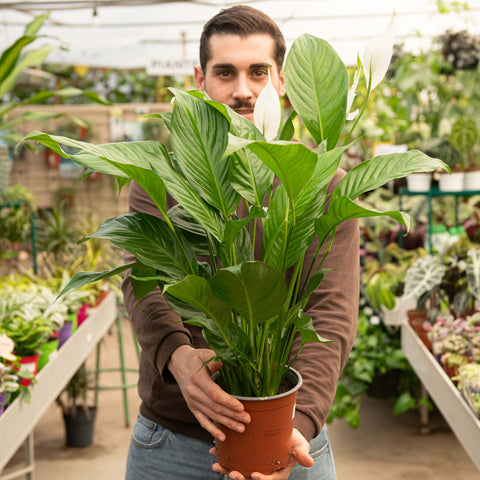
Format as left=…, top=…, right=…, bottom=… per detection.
left=185, top=317, right=251, bottom=365
left=263, top=186, right=288, bottom=268
left=129, top=265, right=159, bottom=301
left=164, top=275, right=231, bottom=330
left=168, top=204, right=210, bottom=257
left=335, top=150, right=448, bottom=200
left=93, top=147, right=169, bottom=219
left=56, top=262, right=137, bottom=298
left=83, top=213, right=198, bottom=278
left=284, top=34, right=348, bottom=150
left=148, top=149, right=226, bottom=242
left=169, top=88, right=239, bottom=217
left=281, top=147, right=345, bottom=268
left=210, top=262, right=287, bottom=325
left=22, top=131, right=159, bottom=177
left=315, top=195, right=411, bottom=248
left=230, top=149, right=274, bottom=206
left=246, top=141, right=318, bottom=205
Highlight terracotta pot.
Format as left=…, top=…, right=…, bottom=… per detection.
left=14, top=353, right=40, bottom=386
left=407, top=309, right=432, bottom=350
left=214, top=368, right=302, bottom=477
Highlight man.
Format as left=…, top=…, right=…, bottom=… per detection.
left=123, top=5, right=359, bottom=480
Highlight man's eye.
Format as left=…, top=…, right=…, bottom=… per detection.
left=253, top=70, right=267, bottom=77
left=218, top=71, right=232, bottom=78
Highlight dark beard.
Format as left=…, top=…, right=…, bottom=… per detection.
left=230, top=101, right=254, bottom=110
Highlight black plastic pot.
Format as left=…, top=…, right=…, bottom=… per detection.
left=63, top=406, right=97, bottom=447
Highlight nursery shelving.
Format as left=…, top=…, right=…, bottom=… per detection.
left=0, top=291, right=118, bottom=478
left=402, top=322, right=480, bottom=471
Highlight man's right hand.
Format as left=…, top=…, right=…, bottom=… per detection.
left=167, top=345, right=250, bottom=440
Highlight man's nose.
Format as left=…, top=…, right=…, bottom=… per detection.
left=232, top=75, right=253, bottom=100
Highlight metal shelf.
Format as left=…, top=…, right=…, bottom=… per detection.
left=402, top=322, right=480, bottom=471
left=0, top=291, right=118, bottom=473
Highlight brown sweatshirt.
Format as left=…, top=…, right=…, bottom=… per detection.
left=122, top=169, right=359, bottom=444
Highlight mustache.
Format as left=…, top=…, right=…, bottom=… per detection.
left=231, top=101, right=254, bottom=110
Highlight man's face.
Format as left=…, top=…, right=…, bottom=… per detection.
left=194, top=33, right=285, bottom=123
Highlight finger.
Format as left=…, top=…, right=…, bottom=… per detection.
left=188, top=384, right=250, bottom=427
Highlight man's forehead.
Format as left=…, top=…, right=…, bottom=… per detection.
left=206, top=33, right=276, bottom=66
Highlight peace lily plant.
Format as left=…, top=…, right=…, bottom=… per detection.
left=24, top=20, right=447, bottom=398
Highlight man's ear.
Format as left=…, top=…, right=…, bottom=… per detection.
left=278, top=66, right=286, bottom=97
left=194, top=66, right=205, bottom=90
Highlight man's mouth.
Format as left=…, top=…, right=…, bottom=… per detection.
left=234, top=108, right=254, bottom=118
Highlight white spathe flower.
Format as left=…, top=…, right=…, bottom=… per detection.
left=346, top=62, right=361, bottom=121
left=254, top=69, right=281, bottom=141
left=361, top=14, right=395, bottom=91
left=0, top=334, right=17, bottom=362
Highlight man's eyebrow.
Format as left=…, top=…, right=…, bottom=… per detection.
left=210, top=62, right=271, bottom=70
left=211, top=63, right=235, bottom=70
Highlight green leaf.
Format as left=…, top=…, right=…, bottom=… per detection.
left=335, top=150, right=449, bottom=200
left=129, top=265, right=159, bottom=302
left=393, top=392, right=416, bottom=415
left=315, top=196, right=411, bottom=249
left=149, top=149, right=226, bottom=242
left=169, top=88, right=239, bottom=217
left=84, top=213, right=198, bottom=278
left=0, top=44, right=55, bottom=97
left=22, top=132, right=161, bottom=178
left=279, top=111, right=297, bottom=141
left=164, top=275, right=231, bottom=330
left=210, top=262, right=287, bottom=325
left=56, top=263, right=137, bottom=298
left=284, top=34, right=348, bottom=149
left=185, top=317, right=250, bottom=365
left=24, top=12, right=50, bottom=36
left=246, top=141, right=318, bottom=204
left=294, top=310, right=331, bottom=347
left=21, top=87, right=111, bottom=106
left=300, top=269, right=330, bottom=303
left=403, top=255, right=446, bottom=300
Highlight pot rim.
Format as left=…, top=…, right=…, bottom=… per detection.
left=212, top=367, right=302, bottom=402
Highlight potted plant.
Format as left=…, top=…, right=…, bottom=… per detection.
left=24, top=27, right=447, bottom=475
left=458, top=362, right=480, bottom=418
left=56, top=362, right=97, bottom=447
left=0, top=333, right=21, bottom=416
left=448, top=116, right=479, bottom=190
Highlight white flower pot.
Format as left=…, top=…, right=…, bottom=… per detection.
left=438, top=171, right=465, bottom=192
left=406, top=173, right=432, bottom=192
left=463, top=170, right=480, bottom=191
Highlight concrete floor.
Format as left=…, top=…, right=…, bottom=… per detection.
left=2, top=317, right=479, bottom=479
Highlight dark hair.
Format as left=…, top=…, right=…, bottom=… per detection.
left=199, top=5, right=286, bottom=73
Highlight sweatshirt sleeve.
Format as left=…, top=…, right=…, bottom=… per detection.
left=291, top=170, right=360, bottom=442
left=121, top=181, right=193, bottom=380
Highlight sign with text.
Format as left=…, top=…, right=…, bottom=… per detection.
left=147, top=57, right=197, bottom=76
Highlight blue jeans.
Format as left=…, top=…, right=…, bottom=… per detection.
left=125, top=413, right=336, bottom=480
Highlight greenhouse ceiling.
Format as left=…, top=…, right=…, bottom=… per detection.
left=1, top=0, right=479, bottom=70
